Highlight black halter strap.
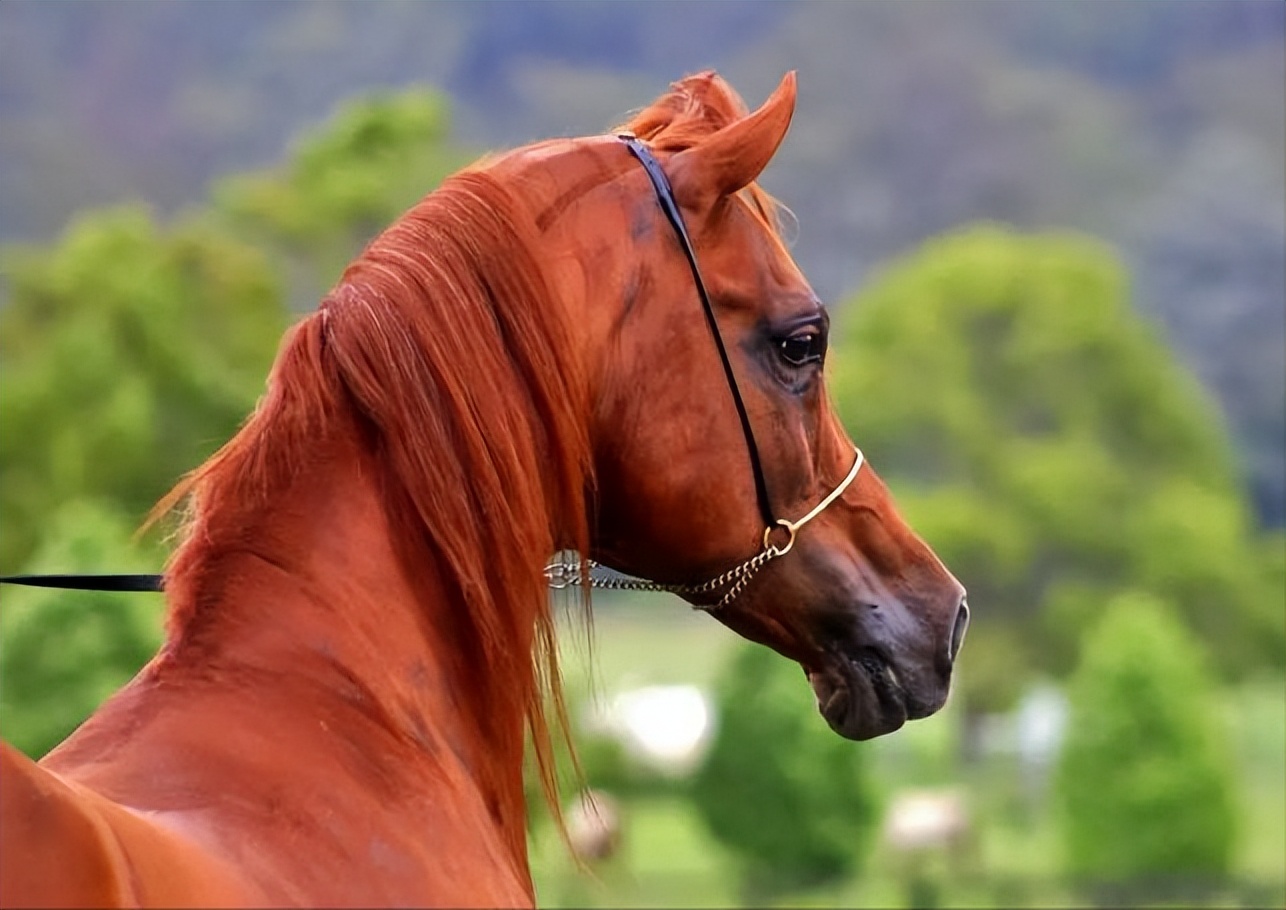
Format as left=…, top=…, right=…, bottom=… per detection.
left=2, top=137, right=777, bottom=595
left=0, top=573, right=164, bottom=592
left=620, top=134, right=776, bottom=528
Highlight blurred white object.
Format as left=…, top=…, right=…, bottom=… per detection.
left=586, top=684, right=714, bottom=776
left=973, top=682, right=1069, bottom=760
left=883, top=787, right=971, bottom=855
left=565, top=789, right=622, bottom=863
left=1014, top=683, right=1068, bottom=767
left=1015, top=683, right=1068, bottom=813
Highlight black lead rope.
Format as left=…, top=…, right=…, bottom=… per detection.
left=620, top=134, right=777, bottom=529
left=2, top=136, right=775, bottom=595
left=0, top=573, right=164, bottom=592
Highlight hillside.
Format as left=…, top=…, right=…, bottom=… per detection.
left=0, top=1, right=1281, bottom=523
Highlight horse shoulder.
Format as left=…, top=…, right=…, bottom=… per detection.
left=1, top=739, right=135, bottom=907
left=1, top=740, right=261, bottom=908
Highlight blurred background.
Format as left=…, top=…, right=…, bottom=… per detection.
left=0, top=2, right=1282, bottom=907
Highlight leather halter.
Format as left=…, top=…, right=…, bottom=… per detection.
left=543, top=135, right=865, bottom=612
left=619, top=134, right=775, bottom=528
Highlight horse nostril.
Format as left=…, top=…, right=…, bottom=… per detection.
left=949, top=599, right=970, bottom=663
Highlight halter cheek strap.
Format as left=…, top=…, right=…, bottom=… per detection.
left=619, top=133, right=775, bottom=529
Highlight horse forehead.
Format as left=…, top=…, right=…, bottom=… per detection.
left=701, top=203, right=811, bottom=297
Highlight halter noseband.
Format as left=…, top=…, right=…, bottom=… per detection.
left=544, top=134, right=865, bottom=612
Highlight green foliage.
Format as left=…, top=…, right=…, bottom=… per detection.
left=830, top=225, right=1284, bottom=694
left=0, top=501, right=165, bottom=758
left=1054, top=591, right=1238, bottom=898
left=691, top=641, right=879, bottom=901
left=214, top=88, right=472, bottom=292
left=0, top=207, right=287, bottom=571
left=0, top=86, right=474, bottom=768
left=571, top=724, right=672, bottom=800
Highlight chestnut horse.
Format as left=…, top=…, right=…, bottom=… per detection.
left=0, top=71, right=967, bottom=907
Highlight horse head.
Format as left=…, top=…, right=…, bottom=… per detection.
left=502, top=71, right=968, bottom=740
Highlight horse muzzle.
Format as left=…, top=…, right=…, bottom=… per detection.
left=804, top=594, right=969, bottom=741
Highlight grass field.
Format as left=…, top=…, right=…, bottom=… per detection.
left=531, top=596, right=1286, bottom=908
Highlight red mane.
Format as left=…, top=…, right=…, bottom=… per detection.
left=149, top=70, right=774, bottom=827
left=153, top=170, right=592, bottom=817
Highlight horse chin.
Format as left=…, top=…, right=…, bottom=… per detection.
left=805, top=651, right=909, bottom=741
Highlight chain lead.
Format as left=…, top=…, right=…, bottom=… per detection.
left=545, top=447, right=865, bottom=613
left=543, top=543, right=785, bottom=613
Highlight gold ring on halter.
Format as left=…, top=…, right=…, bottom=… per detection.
left=762, top=447, right=865, bottom=556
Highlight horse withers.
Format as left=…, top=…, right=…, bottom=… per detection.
left=0, top=71, right=966, bottom=907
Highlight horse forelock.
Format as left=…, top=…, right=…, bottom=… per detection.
left=616, top=70, right=786, bottom=234
left=154, top=168, right=592, bottom=838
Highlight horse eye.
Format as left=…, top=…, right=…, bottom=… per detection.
left=775, top=330, right=824, bottom=367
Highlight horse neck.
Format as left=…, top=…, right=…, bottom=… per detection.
left=158, top=427, right=542, bottom=870
left=148, top=169, right=594, bottom=872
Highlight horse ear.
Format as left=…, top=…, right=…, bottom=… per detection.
left=670, top=71, right=797, bottom=213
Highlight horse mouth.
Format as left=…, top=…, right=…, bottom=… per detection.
left=805, top=650, right=912, bottom=740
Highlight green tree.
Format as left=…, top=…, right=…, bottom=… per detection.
left=691, top=641, right=879, bottom=902
left=0, top=88, right=474, bottom=763
left=214, top=87, right=472, bottom=301
left=1054, top=591, right=1237, bottom=902
left=0, top=207, right=287, bottom=571
left=829, top=225, right=1283, bottom=707
left=0, top=500, right=165, bottom=758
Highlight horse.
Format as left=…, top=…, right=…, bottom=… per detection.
left=0, top=71, right=967, bottom=908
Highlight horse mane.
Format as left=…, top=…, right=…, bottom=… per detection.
left=148, top=71, right=775, bottom=838
left=616, top=70, right=786, bottom=234
left=152, top=169, right=592, bottom=825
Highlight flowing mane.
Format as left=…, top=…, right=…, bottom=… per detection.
left=148, top=70, right=785, bottom=823
left=153, top=169, right=592, bottom=814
